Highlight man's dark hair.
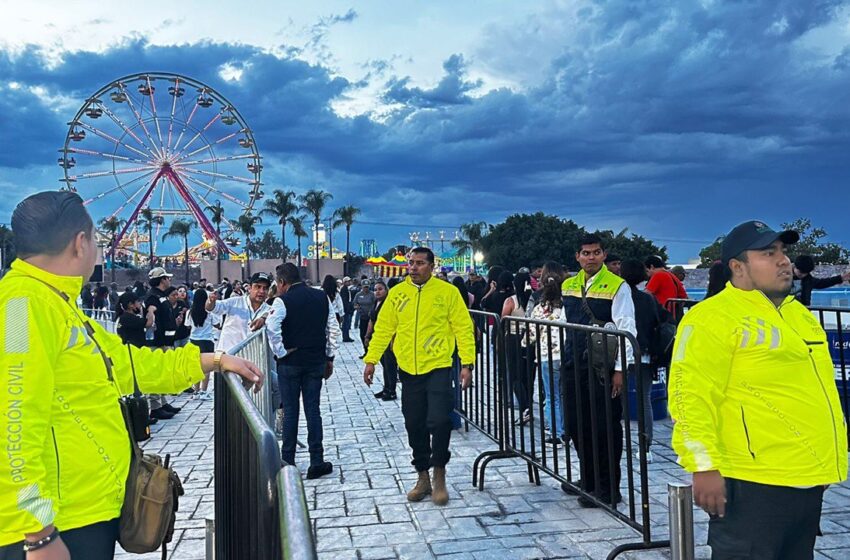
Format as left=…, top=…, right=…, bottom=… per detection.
left=11, top=191, right=94, bottom=258
left=150, top=276, right=167, bottom=288
left=604, top=253, right=622, bottom=264
left=577, top=233, right=605, bottom=252
left=644, top=255, right=665, bottom=269
left=794, top=255, right=815, bottom=274
left=410, top=246, right=435, bottom=264
left=621, top=259, right=648, bottom=287
left=275, top=262, right=301, bottom=284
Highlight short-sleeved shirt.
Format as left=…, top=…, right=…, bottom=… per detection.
left=117, top=311, right=147, bottom=348
left=354, top=291, right=376, bottom=318
left=646, top=270, right=688, bottom=307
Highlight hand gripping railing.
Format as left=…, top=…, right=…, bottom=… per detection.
left=214, top=330, right=316, bottom=560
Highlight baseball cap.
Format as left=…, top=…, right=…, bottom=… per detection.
left=249, top=272, right=273, bottom=286
left=343, top=276, right=351, bottom=282
left=148, top=267, right=172, bottom=279
left=721, top=221, right=799, bottom=264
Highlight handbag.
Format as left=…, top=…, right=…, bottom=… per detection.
left=123, top=346, right=151, bottom=443
left=580, top=286, right=620, bottom=382
left=29, top=278, right=183, bottom=558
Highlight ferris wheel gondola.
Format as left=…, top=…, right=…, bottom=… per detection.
left=58, top=72, right=262, bottom=260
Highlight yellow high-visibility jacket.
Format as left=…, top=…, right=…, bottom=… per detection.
left=0, top=259, right=204, bottom=546
left=669, top=282, right=848, bottom=487
left=365, top=276, right=475, bottom=374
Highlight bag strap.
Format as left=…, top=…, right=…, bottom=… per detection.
left=580, top=285, right=602, bottom=326
left=28, top=276, right=144, bottom=459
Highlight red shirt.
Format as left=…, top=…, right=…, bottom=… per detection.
left=646, top=270, right=688, bottom=307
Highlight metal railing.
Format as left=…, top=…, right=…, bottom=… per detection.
left=81, top=307, right=117, bottom=333
left=460, top=312, right=668, bottom=558
left=214, top=330, right=316, bottom=560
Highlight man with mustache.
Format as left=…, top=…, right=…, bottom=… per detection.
left=669, top=220, right=847, bottom=559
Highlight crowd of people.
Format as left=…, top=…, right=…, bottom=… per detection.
left=4, top=190, right=850, bottom=560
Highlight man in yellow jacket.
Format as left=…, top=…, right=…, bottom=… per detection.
left=669, top=220, right=848, bottom=559
left=363, top=247, right=475, bottom=506
left=0, top=191, right=263, bottom=560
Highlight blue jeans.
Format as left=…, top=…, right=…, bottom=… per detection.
left=277, top=363, right=325, bottom=467
left=342, top=312, right=353, bottom=339
left=541, top=359, right=563, bottom=437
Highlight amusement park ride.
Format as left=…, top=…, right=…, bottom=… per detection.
left=58, top=72, right=262, bottom=263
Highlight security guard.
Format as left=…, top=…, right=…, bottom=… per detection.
left=363, top=247, right=475, bottom=506
left=0, top=191, right=263, bottom=559
left=669, top=220, right=847, bottom=559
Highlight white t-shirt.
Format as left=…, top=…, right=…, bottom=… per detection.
left=212, top=295, right=271, bottom=351
left=186, top=309, right=216, bottom=342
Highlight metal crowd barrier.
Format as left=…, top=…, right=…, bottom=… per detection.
left=461, top=312, right=668, bottom=558
left=81, top=308, right=117, bottom=333
left=664, top=298, right=699, bottom=323
left=214, top=331, right=316, bottom=560
left=810, top=306, right=850, bottom=431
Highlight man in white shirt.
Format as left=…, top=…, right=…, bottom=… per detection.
left=207, top=272, right=273, bottom=351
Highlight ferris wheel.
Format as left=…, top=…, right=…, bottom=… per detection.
left=58, top=72, right=263, bottom=258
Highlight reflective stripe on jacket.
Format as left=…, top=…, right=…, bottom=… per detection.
left=364, top=276, right=475, bottom=374
left=668, top=282, right=848, bottom=487
left=0, top=259, right=204, bottom=545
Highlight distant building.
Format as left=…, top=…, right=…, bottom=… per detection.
left=360, top=239, right=378, bottom=257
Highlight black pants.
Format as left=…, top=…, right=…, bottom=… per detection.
left=708, top=479, right=824, bottom=560
left=191, top=339, right=215, bottom=353
left=562, top=364, right=623, bottom=499
left=380, top=350, right=398, bottom=396
left=505, top=333, right=532, bottom=412
left=0, top=518, right=119, bottom=560
left=359, top=319, right=370, bottom=350
left=399, top=368, right=454, bottom=471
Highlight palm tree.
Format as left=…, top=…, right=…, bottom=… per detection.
left=137, top=207, right=164, bottom=266
left=299, top=189, right=334, bottom=281
left=205, top=201, right=226, bottom=282
left=288, top=214, right=308, bottom=268
left=237, top=213, right=262, bottom=277
left=332, top=205, right=361, bottom=276
left=260, top=189, right=298, bottom=262
left=162, top=219, right=195, bottom=283
left=98, top=216, right=126, bottom=283
left=454, top=221, right=489, bottom=271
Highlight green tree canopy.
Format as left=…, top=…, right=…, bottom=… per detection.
left=248, top=230, right=284, bottom=259
left=480, top=213, right=585, bottom=271
left=595, top=228, right=667, bottom=263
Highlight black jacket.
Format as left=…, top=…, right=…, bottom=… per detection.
left=630, top=287, right=662, bottom=363
left=794, top=274, right=843, bottom=306
left=277, top=283, right=330, bottom=367
left=145, top=287, right=178, bottom=347
left=340, top=285, right=354, bottom=314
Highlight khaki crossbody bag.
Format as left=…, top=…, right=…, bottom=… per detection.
left=32, top=279, right=183, bottom=559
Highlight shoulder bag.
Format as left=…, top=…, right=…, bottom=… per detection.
left=580, top=286, right=620, bottom=383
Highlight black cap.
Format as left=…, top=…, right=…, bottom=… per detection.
left=721, top=221, right=799, bottom=263
left=249, top=272, right=273, bottom=286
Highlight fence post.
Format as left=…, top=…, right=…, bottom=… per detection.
left=668, top=483, right=695, bottom=560
left=205, top=517, right=215, bottom=560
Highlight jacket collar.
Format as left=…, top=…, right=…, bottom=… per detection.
left=405, top=275, right=434, bottom=289
left=724, top=281, right=796, bottom=312
left=11, top=258, right=84, bottom=298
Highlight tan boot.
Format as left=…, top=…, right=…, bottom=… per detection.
left=407, top=470, right=432, bottom=502
left=431, top=467, right=449, bottom=506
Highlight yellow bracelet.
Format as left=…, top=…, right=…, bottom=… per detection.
left=214, top=350, right=225, bottom=374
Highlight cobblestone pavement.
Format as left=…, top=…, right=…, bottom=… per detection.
left=115, top=338, right=850, bottom=559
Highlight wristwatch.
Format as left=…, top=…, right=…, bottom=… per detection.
left=214, top=350, right=226, bottom=374
left=462, top=363, right=474, bottom=371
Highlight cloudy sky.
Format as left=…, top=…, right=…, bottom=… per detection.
left=2, top=0, right=849, bottom=262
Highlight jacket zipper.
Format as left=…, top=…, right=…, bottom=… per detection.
left=51, top=428, right=61, bottom=499
left=414, top=284, right=423, bottom=374
left=740, top=407, right=755, bottom=459
left=807, top=352, right=843, bottom=480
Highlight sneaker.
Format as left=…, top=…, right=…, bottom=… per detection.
left=374, top=390, right=386, bottom=399
left=560, top=480, right=581, bottom=495
left=381, top=392, right=397, bottom=401
left=150, top=408, right=175, bottom=420
left=161, top=403, right=182, bottom=414
left=634, top=450, right=654, bottom=464
left=306, top=461, right=333, bottom=480
left=544, top=435, right=561, bottom=445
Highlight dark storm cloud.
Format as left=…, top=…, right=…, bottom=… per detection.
left=2, top=0, right=850, bottom=257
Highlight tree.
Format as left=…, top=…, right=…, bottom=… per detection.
left=382, top=245, right=411, bottom=261
left=205, top=200, right=226, bottom=281
left=162, top=219, right=194, bottom=283
left=780, top=218, right=850, bottom=264
left=260, top=189, right=297, bottom=261
left=137, top=207, right=164, bottom=265
left=595, top=228, right=668, bottom=263
left=0, top=225, right=15, bottom=271
left=480, top=213, right=587, bottom=271
left=98, top=216, right=126, bottom=283
left=237, top=213, right=262, bottom=277
left=698, top=238, right=723, bottom=268
left=248, top=230, right=285, bottom=260
left=288, top=214, right=308, bottom=268
left=452, top=221, right=490, bottom=271
left=332, top=205, right=361, bottom=275
left=299, top=189, right=334, bottom=281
